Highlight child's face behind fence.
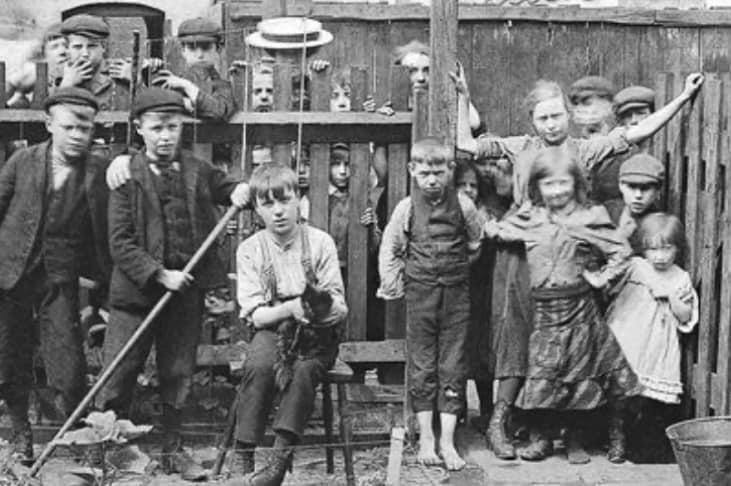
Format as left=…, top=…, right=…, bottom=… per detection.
left=67, top=34, right=105, bottom=70
left=330, top=151, right=351, bottom=190
left=538, top=171, right=575, bottom=211
left=182, top=42, right=218, bottom=68
left=644, top=243, right=677, bottom=272
left=456, top=169, right=478, bottom=203
left=619, top=181, right=659, bottom=216
left=532, top=97, right=569, bottom=145
left=136, top=112, right=183, bottom=160
left=255, top=188, right=300, bottom=238
left=46, top=37, right=68, bottom=67
left=619, top=106, right=652, bottom=128
left=252, top=71, right=274, bottom=112
left=409, top=160, right=452, bottom=200
left=330, top=84, right=351, bottom=112
left=402, top=52, right=429, bottom=91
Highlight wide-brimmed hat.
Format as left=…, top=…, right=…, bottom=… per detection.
left=245, top=17, right=333, bottom=51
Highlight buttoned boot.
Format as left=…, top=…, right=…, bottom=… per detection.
left=241, top=447, right=293, bottom=486
left=486, top=399, right=516, bottom=459
left=607, top=406, right=627, bottom=463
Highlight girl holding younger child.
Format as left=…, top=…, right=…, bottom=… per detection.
left=484, top=147, right=640, bottom=463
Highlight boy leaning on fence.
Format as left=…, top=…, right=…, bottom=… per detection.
left=96, top=87, right=249, bottom=480
left=233, top=163, right=347, bottom=485
left=378, top=137, right=483, bottom=471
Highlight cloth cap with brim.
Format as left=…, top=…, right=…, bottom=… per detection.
left=44, top=22, right=64, bottom=42
left=43, top=87, right=99, bottom=113
left=619, top=153, right=665, bottom=184
left=178, top=17, right=221, bottom=44
left=133, top=88, right=186, bottom=118
left=246, top=17, right=333, bottom=51
left=568, top=76, right=616, bottom=104
left=614, top=86, right=655, bottom=116
left=61, top=14, right=110, bottom=39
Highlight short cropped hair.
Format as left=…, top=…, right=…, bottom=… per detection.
left=524, top=80, right=569, bottom=117
left=48, top=103, right=96, bottom=123
left=527, top=146, right=587, bottom=206
left=410, top=137, right=453, bottom=166
left=250, top=163, right=299, bottom=205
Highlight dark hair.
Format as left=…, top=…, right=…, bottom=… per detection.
left=454, top=158, right=482, bottom=203
left=250, top=163, right=299, bottom=205
left=636, top=212, right=687, bottom=265
left=527, top=146, right=587, bottom=206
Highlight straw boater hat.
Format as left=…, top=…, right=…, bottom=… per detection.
left=245, top=17, right=333, bottom=51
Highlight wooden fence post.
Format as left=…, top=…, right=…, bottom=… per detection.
left=272, top=62, right=293, bottom=166
left=31, top=62, right=48, bottom=110
left=429, top=0, right=458, bottom=146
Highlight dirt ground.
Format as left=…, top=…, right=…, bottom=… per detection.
left=20, top=421, right=684, bottom=486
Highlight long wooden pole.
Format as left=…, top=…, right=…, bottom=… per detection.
left=28, top=205, right=241, bottom=478
left=428, top=0, right=458, bottom=147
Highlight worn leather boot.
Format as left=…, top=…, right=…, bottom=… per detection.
left=230, top=442, right=255, bottom=475
left=160, top=406, right=207, bottom=481
left=607, top=409, right=627, bottom=464
left=486, top=399, right=516, bottom=460
left=7, top=387, right=33, bottom=466
left=241, top=448, right=293, bottom=486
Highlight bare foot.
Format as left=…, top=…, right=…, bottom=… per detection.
left=439, top=443, right=466, bottom=471
left=417, top=436, right=442, bottom=466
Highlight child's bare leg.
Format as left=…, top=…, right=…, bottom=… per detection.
left=416, top=411, right=441, bottom=466
left=439, top=412, right=466, bottom=471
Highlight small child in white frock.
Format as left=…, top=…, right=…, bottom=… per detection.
left=607, top=212, right=698, bottom=405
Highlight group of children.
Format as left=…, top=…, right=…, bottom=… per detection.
left=0, top=11, right=711, bottom=485
left=374, top=64, right=704, bottom=470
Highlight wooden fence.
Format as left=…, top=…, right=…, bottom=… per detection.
left=655, top=71, right=731, bottom=418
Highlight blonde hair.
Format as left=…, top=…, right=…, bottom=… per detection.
left=524, top=80, right=568, bottom=117
left=410, top=137, right=452, bottom=166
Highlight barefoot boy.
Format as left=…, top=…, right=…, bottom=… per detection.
left=378, top=138, right=483, bottom=470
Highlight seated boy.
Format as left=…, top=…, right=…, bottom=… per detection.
left=378, top=138, right=483, bottom=471
left=233, top=163, right=347, bottom=483
left=604, top=153, right=664, bottom=251
left=151, top=17, right=235, bottom=121
left=97, top=87, right=249, bottom=480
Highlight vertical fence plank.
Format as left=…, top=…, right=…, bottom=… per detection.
left=684, top=80, right=703, bottom=275
left=310, top=64, right=331, bottom=112
left=31, top=62, right=48, bottom=110
left=666, top=73, right=685, bottom=218
left=695, top=76, right=722, bottom=417
left=390, top=66, right=411, bottom=112
left=719, top=74, right=731, bottom=414
left=347, top=143, right=370, bottom=341
left=0, top=62, right=6, bottom=107
left=350, top=66, right=369, bottom=112
left=309, top=143, right=330, bottom=232
left=273, top=62, right=293, bottom=166
left=412, top=88, right=429, bottom=143
left=653, top=73, right=669, bottom=186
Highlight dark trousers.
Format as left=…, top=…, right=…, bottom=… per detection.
left=97, top=289, right=203, bottom=413
left=0, top=269, right=85, bottom=411
left=406, top=279, right=470, bottom=415
left=234, top=329, right=327, bottom=444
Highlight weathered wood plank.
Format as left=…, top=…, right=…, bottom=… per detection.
left=411, top=88, right=428, bottom=143
left=695, top=75, right=722, bottom=417
left=684, top=77, right=702, bottom=274
left=31, top=62, right=48, bottom=110
left=0, top=62, right=6, bottom=107
left=666, top=73, right=685, bottom=217
left=719, top=73, right=731, bottom=414
left=310, top=64, right=332, bottom=112
left=309, top=143, right=330, bottom=232
left=652, top=73, right=669, bottom=168
left=346, top=143, right=370, bottom=341
left=428, top=0, right=458, bottom=145
left=338, top=339, right=406, bottom=363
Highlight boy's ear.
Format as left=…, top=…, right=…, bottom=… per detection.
left=407, top=161, right=416, bottom=176
left=448, top=160, right=456, bottom=170
left=134, top=119, right=142, bottom=136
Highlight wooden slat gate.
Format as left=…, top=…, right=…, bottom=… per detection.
left=655, top=72, right=731, bottom=417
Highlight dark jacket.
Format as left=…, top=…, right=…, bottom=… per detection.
left=179, top=65, right=236, bottom=121
left=108, top=150, right=238, bottom=309
left=0, top=140, right=111, bottom=290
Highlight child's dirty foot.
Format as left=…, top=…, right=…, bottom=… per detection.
left=417, top=437, right=442, bottom=466
left=439, top=444, right=466, bottom=471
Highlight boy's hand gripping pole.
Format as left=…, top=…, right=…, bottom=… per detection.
left=28, top=204, right=241, bottom=479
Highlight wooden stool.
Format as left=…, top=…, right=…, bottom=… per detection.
left=321, top=358, right=356, bottom=486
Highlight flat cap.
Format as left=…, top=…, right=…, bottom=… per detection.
left=133, top=88, right=186, bottom=118
left=43, top=87, right=99, bottom=112
left=61, top=14, right=109, bottom=39
left=177, top=17, right=221, bottom=43
left=568, top=76, right=616, bottom=104
left=614, top=85, right=655, bottom=116
left=619, top=153, right=665, bottom=185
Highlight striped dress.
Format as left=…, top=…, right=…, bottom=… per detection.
left=493, top=203, right=641, bottom=410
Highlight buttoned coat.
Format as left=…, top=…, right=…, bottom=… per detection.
left=108, top=150, right=238, bottom=310
left=0, top=140, right=111, bottom=290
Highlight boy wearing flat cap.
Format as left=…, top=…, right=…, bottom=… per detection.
left=0, top=87, right=111, bottom=464
left=97, top=87, right=249, bottom=480
left=150, top=17, right=235, bottom=121
left=605, top=153, right=665, bottom=251
left=59, top=14, right=129, bottom=111
left=592, top=86, right=657, bottom=204
left=569, top=75, right=617, bottom=140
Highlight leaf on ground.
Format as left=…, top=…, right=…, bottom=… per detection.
left=107, top=445, right=151, bottom=474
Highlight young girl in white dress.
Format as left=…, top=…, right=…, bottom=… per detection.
left=608, top=212, right=698, bottom=405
